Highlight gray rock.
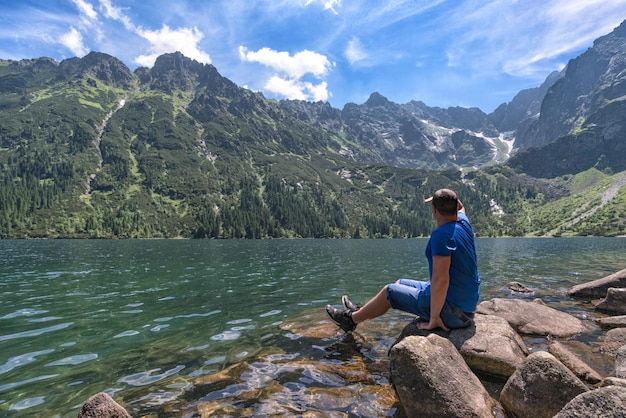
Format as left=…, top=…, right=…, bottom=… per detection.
left=595, top=288, right=626, bottom=315
left=596, top=314, right=626, bottom=329
left=554, top=386, right=626, bottom=418
left=77, top=392, right=132, bottom=418
left=448, top=314, right=529, bottom=379
left=548, top=341, right=603, bottom=385
left=500, top=351, right=588, bottom=418
left=506, top=281, right=535, bottom=294
left=618, top=345, right=626, bottom=379
left=567, top=268, right=626, bottom=299
left=476, top=298, right=586, bottom=337
left=389, top=334, right=495, bottom=418
left=602, top=328, right=626, bottom=357
left=601, top=377, right=626, bottom=388
left=395, top=314, right=528, bottom=380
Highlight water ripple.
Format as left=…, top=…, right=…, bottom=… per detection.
left=113, top=330, right=140, bottom=338
left=9, top=396, right=46, bottom=410
left=0, top=374, right=59, bottom=392
left=0, top=322, right=73, bottom=342
left=260, top=309, right=282, bottom=317
left=0, top=350, right=55, bottom=374
left=45, top=354, right=98, bottom=366
left=118, top=365, right=185, bottom=386
left=0, top=308, right=49, bottom=319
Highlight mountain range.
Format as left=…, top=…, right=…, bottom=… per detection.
left=1, top=20, right=625, bottom=238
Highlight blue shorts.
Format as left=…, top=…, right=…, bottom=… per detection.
left=387, top=278, right=473, bottom=329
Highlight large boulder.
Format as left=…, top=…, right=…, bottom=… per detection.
left=395, top=314, right=528, bottom=380
left=548, top=341, right=602, bottom=385
left=448, top=314, right=528, bottom=379
left=595, top=288, right=626, bottom=314
left=500, top=351, right=589, bottom=418
left=389, top=334, right=495, bottom=418
left=567, top=268, right=626, bottom=299
left=77, top=392, right=132, bottom=418
left=476, top=298, right=586, bottom=337
left=554, top=386, right=626, bottom=418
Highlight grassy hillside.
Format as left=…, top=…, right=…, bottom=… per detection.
left=1, top=54, right=625, bottom=238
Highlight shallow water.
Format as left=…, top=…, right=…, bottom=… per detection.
left=0, top=238, right=624, bottom=417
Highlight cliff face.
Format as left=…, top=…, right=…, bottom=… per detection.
left=515, top=20, right=626, bottom=151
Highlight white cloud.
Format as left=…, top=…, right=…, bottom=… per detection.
left=239, top=46, right=333, bottom=101
left=345, top=37, right=367, bottom=65
left=305, top=0, right=341, bottom=14
left=60, top=27, right=89, bottom=57
left=71, top=0, right=98, bottom=21
left=98, top=0, right=135, bottom=31
left=239, top=47, right=331, bottom=78
left=265, top=76, right=329, bottom=102
left=134, top=25, right=211, bottom=67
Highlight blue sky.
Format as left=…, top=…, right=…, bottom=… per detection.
left=1, top=1, right=625, bottom=113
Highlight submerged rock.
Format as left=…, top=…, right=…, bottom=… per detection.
left=500, top=351, right=589, bottom=418
left=505, top=281, right=535, bottom=294
left=476, top=298, right=586, bottom=337
left=389, top=334, right=494, bottom=418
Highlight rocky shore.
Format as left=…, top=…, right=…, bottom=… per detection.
left=78, top=268, right=626, bottom=417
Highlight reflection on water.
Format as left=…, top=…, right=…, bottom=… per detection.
left=0, top=238, right=624, bottom=417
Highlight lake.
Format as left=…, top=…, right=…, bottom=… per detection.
left=1, top=238, right=624, bottom=417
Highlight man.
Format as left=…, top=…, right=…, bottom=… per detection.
left=326, top=188, right=480, bottom=332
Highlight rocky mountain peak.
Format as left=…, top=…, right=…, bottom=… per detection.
left=59, top=51, right=135, bottom=88
left=365, top=92, right=391, bottom=107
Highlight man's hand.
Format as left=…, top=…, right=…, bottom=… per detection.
left=417, top=315, right=449, bottom=331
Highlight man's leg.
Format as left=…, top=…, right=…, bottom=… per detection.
left=351, top=285, right=391, bottom=324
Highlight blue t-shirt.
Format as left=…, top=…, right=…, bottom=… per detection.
left=425, top=212, right=480, bottom=312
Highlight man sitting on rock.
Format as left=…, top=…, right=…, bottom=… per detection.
left=326, top=188, right=480, bottom=332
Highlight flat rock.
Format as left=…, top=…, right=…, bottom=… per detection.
left=596, top=315, right=626, bottom=329
left=476, top=298, right=586, bottom=337
left=567, top=268, right=626, bottom=300
left=554, top=386, right=626, bottom=418
left=500, top=351, right=589, bottom=418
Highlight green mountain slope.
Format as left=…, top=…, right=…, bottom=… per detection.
left=0, top=52, right=624, bottom=238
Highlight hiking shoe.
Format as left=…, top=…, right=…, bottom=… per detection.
left=325, top=305, right=357, bottom=332
left=342, top=295, right=361, bottom=312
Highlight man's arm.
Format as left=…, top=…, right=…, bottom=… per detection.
left=418, top=255, right=451, bottom=331
left=457, top=199, right=465, bottom=214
